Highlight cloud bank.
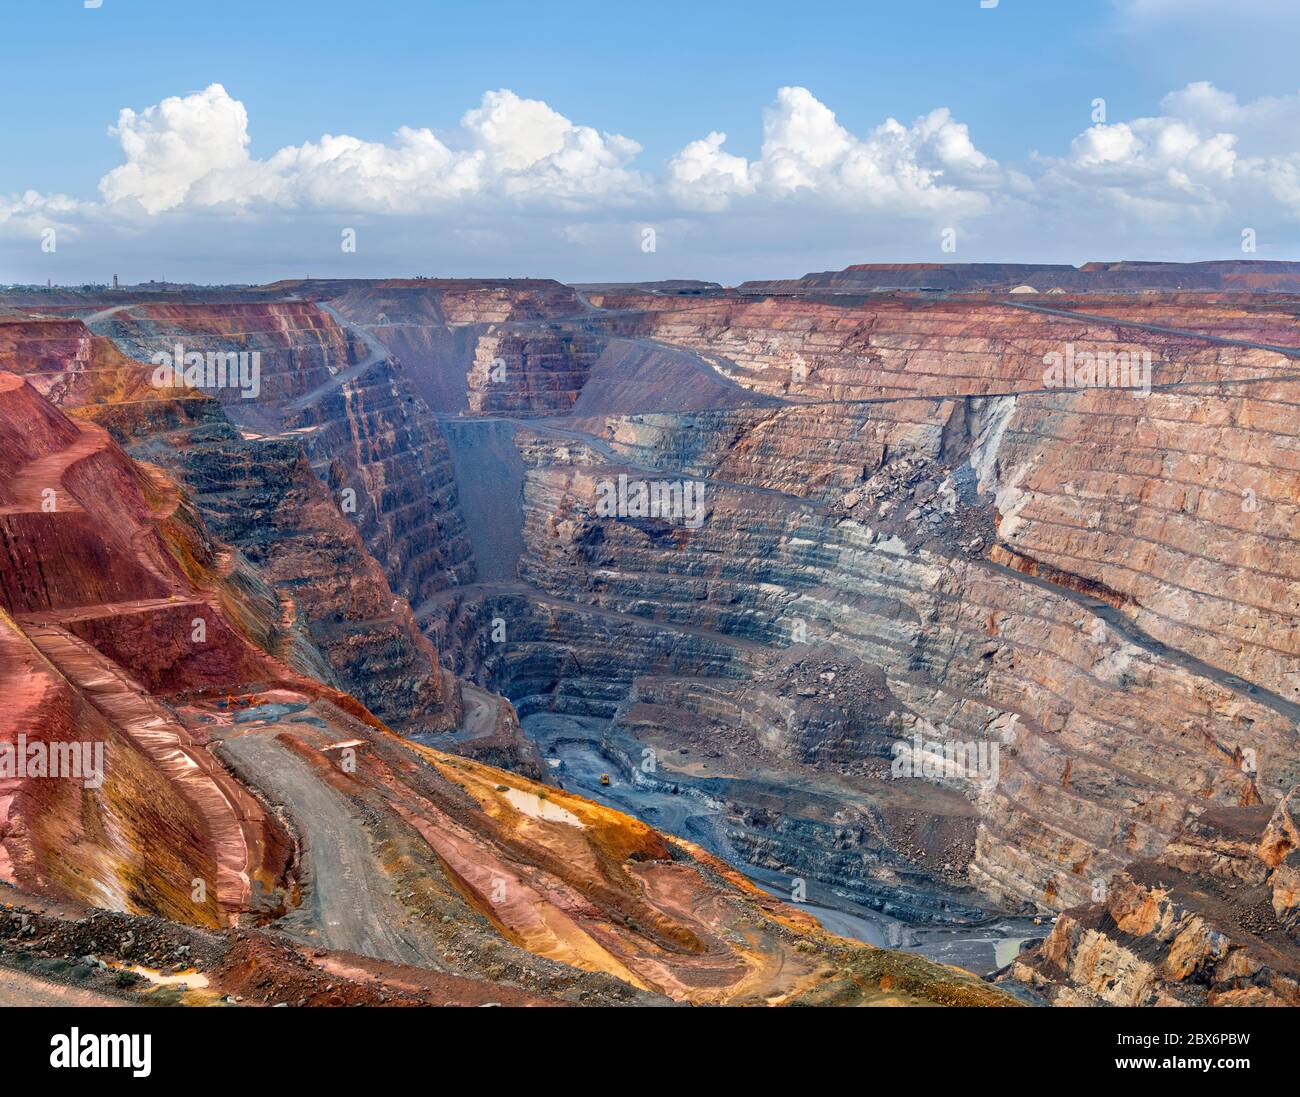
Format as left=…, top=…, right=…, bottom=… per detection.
left=5, top=80, right=1300, bottom=282
left=96, top=85, right=648, bottom=216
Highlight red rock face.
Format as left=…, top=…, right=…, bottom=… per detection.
left=119, top=301, right=356, bottom=406
left=0, top=375, right=178, bottom=613
left=0, top=372, right=298, bottom=924
left=0, top=310, right=463, bottom=735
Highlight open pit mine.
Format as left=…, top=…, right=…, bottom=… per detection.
left=2, top=260, right=1299, bottom=1008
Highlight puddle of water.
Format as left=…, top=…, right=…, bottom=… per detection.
left=994, top=936, right=1031, bottom=970
left=117, top=964, right=209, bottom=989
left=234, top=702, right=309, bottom=724
left=502, top=788, right=584, bottom=827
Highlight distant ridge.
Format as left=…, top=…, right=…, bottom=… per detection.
left=739, top=259, right=1300, bottom=295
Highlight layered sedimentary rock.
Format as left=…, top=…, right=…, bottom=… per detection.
left=1003, top=792, right=1300, bottom=1005
left=497, top=418, right=1294, bottom=914
left=100, top=300, right=476, bottom=601
left=1, top=314, right=458, bottom=736
left=0, top=353, right=1008, bottom=1007
left=0, top=371, right=304, bottom=924
left=7, top=263, right=1299, bottom=1006
left=326, top=278, right=599, bottom=417
left=465, top=327, right=604, bottom=416
left=343, top=272, right=1300, bottom=946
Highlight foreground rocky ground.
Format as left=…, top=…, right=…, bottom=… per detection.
left=3, top=259, right=1299, bottom=1006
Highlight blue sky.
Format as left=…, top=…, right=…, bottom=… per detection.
left=3, top=0, right=1300, bottom=283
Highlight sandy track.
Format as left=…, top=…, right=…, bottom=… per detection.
left=215, top=729, right=431, bottom=966
left=0, top=965, right=131, bottom=1007
left=278, top=302, right=391, bottom=414
left=457, top=683, right=501, bottom=743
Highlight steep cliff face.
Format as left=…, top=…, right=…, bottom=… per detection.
left=597, top=293, right=1283, bottom=402
left=331, top=277, right=1300, bottom=946
left=986, top=296, right=1300, bottom=703
left=101, top=300, right=476, bottom=603
left=3, top=314, right=459, bottom=737
left=465, top=327, right=604, bottom=416
left=328, top=279, right=601, bottom=417
left=0, top=371, right=300, bottom=924
left=490, top=418, right=1293, bottom=915
left=130, top=414, right=459, bottom=735
left=0, top=347, right=1009, bottom=1007
left=109, top=301, right=353, bottom=406
left=1003, top=792, right=1300, bottom=1005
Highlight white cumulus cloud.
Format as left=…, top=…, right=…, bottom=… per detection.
left=99, top=83, right=254, bottom=213
left=1036, top=82, right=1300, bottom=228
left=668, top=87, right=1007, bottom=221
left=8, top=79, right=1300, bottom=282
left=95, top=84, right=648, bottom=216
left=0, top=190, right=90, bottom=240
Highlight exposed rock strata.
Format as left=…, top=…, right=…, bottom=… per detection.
left=7, top=265, right=1299, bottom=1006
left=0, top=352, right=1011, bottom=1006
